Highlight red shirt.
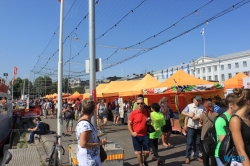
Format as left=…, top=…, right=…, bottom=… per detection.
left=129, top=108, right=149, bottom=136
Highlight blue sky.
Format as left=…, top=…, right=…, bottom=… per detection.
left=0, top=0, right=250, bottom=82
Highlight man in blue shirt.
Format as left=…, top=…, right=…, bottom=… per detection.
left=28, top=118, right=45, bottom=143
left=213, top=96, right=221, bottom=113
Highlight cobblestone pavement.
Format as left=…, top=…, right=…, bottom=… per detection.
left=42, top=117, right=203, bottom=166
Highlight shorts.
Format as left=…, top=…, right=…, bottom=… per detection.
left=112, top=110, right=120, bottom=117
left=65, top=119, right=73, bottom=127
left=161, top=119, right=172, bottom=132
left=132, top=135, right=150, bottom=152
left=98, top=112, right=107, bottom=119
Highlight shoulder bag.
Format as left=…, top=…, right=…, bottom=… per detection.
left=77, top=119, right=107, bottom=162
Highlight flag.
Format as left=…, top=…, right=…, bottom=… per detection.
left=58, top=0, right=61, bottom=2
left=171, top=68, right=173, bottom=75
left=200, top=28, right=204, bottom=35
left=161, top=70, right=164, bottom=79
left=166, top=69, right=168, bottom=78
left=176, top=67, right=178, bottom=71
left=187, top=64, right=190, bottom=74
left=11, top=66, right=18, bottom=85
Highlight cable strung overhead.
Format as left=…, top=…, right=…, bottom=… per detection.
left=31, top=0, right=250, bottom=80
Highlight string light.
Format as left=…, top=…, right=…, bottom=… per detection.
left=195, top=10, right=198, bottom=15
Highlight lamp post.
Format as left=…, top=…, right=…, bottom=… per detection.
left=67, top=33, right=78, bottom=95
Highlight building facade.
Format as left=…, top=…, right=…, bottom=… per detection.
left=153, top=50, right=250, bottom=83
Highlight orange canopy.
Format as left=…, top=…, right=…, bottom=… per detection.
left=83, top=93, right=90, bottom=99
left=119, top=74, right=161, bottom=96
left=155, top=70, right=214, bottom=87
left=98, top=80, right=140, bottom=97
left=68, top=91, right=83, bottom=100
left=224, top=72, right=250, bottom=91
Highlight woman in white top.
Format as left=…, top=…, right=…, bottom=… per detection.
left=97, top=98, right=107, bottom=133
left=75, top=100, right=107, bottom=166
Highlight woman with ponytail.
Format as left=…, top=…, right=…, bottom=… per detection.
left=199, top=101, right=218, bottom=166
left=229, top=88, right=250, bottom=166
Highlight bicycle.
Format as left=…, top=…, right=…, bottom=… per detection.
left=44, top=134, right=65, bottom=166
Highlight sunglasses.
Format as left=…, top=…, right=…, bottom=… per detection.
left=137, top=102, right=144, bottom=105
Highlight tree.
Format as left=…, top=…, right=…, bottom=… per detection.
left=34, top=76, right=52, bottom=96
left=72, top=86, right=85, bottom=94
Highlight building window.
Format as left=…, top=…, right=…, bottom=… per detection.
left=243, top=71, right=249, bottom=76
left=228, top=64, right=231, bottom=69
left=236, top=72, right=239, bottom=75
left=208, top=67, right=211, bottom=72
left=197, top=69, right=200, bottom=74
left=203, top=68, right=205, bottom=73
left=221, top=65, right=224, bottom=70
left=215, top=75, right=218, bottom=81
left=198, top=77, right=200, bottom=79
left=228, top=73, right=232, bottom=79
left=243, top=61, right=247, bottom=67
left=203, top=77, right=206, bottom=80
left=214, top=66, right=217, bottom=71
left=235, top=62, right=239, bottom=68
left=191, top=69, right=194, bottom=75
left=202, top=59, right=204, bottom=63
left=156, top=76, right=159, bottom=80
left=209, top=76, right=211, bottom=80
left=221, top=74, right=225, bottom=81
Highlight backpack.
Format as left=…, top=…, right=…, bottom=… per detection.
left=43, top=122, right=50, bottom=133
left=202, top=114, right=228, bottom=155
left=65, top=108, right=74, bottom=119
left=111, top=101, right=116, bottom=110
left=219, top=114, right=240, bottom=166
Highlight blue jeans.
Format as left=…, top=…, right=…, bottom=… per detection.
left=186, top=127, right=201, bottom=159
left=216, top=157, right=225, bottom=166
left=29, top=131, right=44, bottom=142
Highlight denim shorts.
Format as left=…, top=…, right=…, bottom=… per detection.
left=132, top=135, right=150, bottom=152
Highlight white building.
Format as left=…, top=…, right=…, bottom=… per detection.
left=153, top=50, right=250, bottom=83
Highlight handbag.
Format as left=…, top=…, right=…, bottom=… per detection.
left=98, top=136, right=107, bottom=162
left=146, top=110, right=155, bottom=133
left=77, top=119, right=108, bottom=162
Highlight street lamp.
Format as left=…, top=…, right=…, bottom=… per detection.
left=68, top=32, right=78, bottom=95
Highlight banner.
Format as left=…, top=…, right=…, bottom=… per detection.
left=243, top=78, right=250, bottom=89
left=12, top=66, right=18, bottom=85
left=118, top=97, right=124, bottom=118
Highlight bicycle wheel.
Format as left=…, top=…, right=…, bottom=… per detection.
left=53, top=150, right=58, bottom=166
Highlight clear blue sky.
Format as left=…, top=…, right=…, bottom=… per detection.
left=0, top=0, right=250, bottom=82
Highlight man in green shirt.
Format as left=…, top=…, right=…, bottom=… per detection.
left=214, top=93, right=238, bottom=166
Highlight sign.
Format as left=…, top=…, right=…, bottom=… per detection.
left=243, top=78, right=250, bottom=89
left=92, top=90, right=96, bottom=104
left=118, top=97, right=124, bottom=118
left=85, top=58, right=102, bottom=73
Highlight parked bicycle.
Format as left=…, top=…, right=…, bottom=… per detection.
left=44, top=134, right=65, bottom=166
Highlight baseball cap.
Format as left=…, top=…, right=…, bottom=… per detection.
left=194, top=95, right=202, bottom=101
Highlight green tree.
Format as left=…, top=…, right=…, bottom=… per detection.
left=34, top=76, right=52, bottom=96
left=72, top=86, right=85, bottom=94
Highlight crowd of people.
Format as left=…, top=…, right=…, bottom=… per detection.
left=20, top=88, right=250, bottom=166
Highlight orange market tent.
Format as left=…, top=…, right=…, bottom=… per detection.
left=99, top=80, right=140, bottom=97
left=155, top=70, right=214, bottom=87
left=224, top=72, right=250, bottom=91
left=96, top=83, right=108, bottom=92
left=68, top=91, right=83, bottom=100
left=82, top=93, right=90, bottom=99
left=119, top=74, right=161, bottom=96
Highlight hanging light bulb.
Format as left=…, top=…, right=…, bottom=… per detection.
left=195, top=10, right=198, bottom=15
left=168, top=40, right=170, bottom=43
left=172, top=24, right=175, bottom=27
left=206, top=20, right=209, bottom=24
left=186, top=32, right=188, bottom=35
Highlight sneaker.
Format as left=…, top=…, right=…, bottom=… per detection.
left=143, top=161, right=149, bottom=166
left=28, top=141, right=34, bottom=144
left=157, top=158, right=162, bottom=165
left=152, top=156, right=158, bottom=161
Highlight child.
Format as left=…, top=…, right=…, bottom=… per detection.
left=149, top=103, right=166, bottom=165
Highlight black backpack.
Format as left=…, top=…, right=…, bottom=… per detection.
left=111, top=101, right=116, bottom=110
left=43, top=122, right=50, bottom=133
left=202, top=114, right=228, bottom=155
left=219, top=114, right=240, bottom=166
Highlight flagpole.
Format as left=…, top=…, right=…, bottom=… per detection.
left=203, top=28, right=206, bottom=57
left=12, top=66, right=14, bottom=100
left=57, top=0, right=64, bottom=163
